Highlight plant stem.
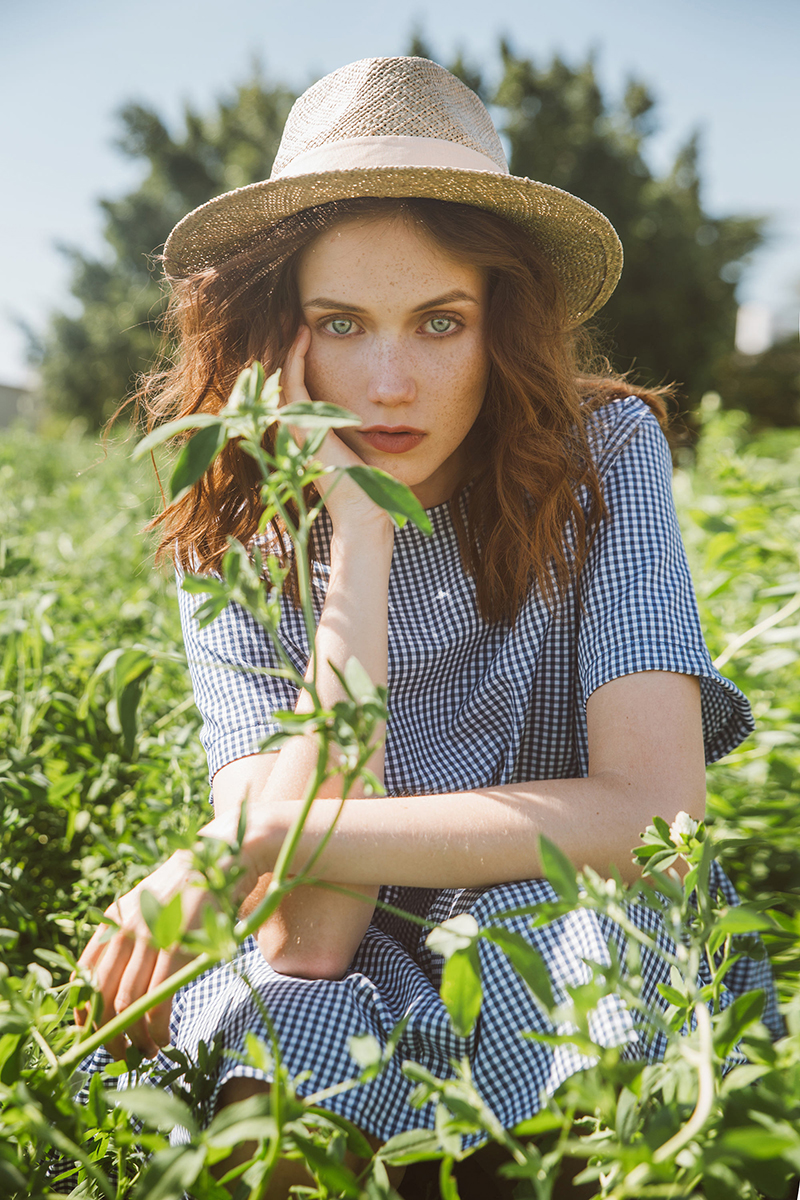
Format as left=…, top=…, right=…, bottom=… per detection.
left=652, top=1002, right=715, bottom=1163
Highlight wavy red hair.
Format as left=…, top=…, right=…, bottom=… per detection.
left=136, top=198, right=670, bottom=622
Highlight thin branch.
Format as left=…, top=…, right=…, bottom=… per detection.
left=713, top=588, right=800, bottom=669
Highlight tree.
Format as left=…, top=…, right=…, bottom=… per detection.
left=715, top=332, right=800, bottom=426
left=37, top=74, right=295, bottom=426
left=37, top=47, right=765, bottom=424
left=491, top=46, right=764, bottom=415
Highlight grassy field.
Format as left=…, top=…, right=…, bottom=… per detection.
left=1, top=398, right=799, bottom=1198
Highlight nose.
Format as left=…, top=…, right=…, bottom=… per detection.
left=365, top=337, right=417, bottom=407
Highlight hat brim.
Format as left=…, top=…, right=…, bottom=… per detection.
left=163, top=166, right=623, bottom=327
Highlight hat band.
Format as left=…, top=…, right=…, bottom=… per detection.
left=272, top=135, right=508, bottom=180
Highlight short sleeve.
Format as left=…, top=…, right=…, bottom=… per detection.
left=177, top=576, right=303, bottom=781
left=577, top=398, right=754, bottom=764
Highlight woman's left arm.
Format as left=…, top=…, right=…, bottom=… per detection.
left=213, top=668, right=706, bottom=896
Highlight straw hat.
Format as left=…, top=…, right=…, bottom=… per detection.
left=164, top=56, right=623, bottom=326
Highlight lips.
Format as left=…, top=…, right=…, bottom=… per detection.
left=358, top=427, right=426, bottom=454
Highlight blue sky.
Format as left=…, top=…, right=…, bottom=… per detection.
left=2, top=0, right=796, bottom=385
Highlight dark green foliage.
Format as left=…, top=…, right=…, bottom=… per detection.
left=716, top=333, right=800, bottom=427
left=36, top=75, right=295, bottom=426
left=493, top=45, right=763, bottom=413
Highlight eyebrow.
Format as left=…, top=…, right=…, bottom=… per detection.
left=302, top=289, right=481, bottom=314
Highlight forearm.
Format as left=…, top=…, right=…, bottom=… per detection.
left=269, top=524, right=393, bottom=785
left=223, top=525, right=393, bottom=976
left=232, top=768, right=706, bottom=891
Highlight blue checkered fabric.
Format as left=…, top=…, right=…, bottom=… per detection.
left=181, top=399, right=753, bottom=787
left=81, top=398, right=781, bottom=1143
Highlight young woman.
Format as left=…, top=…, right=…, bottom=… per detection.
left=77, top=55, right=780, bottom=1189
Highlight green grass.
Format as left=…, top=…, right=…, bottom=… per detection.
left=0, top=419, right=209, bottom=975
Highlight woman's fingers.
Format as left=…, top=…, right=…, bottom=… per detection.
left=144, top=948, right=193, bottom=1050
left=77, top=919, right=118, bottom=971
left=282, top=324, right=311, bottom=404
left=113, top=939, right=161, bottom=1057
left=74, top=927, right=131, bottom=1031
left=94, top=934, right=135, bottom=1026
left=75, top=933, right=186, bottom=1060
left=281, top=325, right=313, bottom=450
left=73, top=847, right=235, bottom=1057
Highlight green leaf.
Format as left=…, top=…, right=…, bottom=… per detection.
left=0, top=1161, right=26, bottom=1191
left=343, top=465, right=433, bottom=533
left=378, top=1127, right=442, bottom=1165
left=206, top=1093, right=277, bottom=1148
left=652, top=815, right=673, bottom=843
left=0, top=550, right=31, bottom=578
left=719, top=1063, right=770, bottom=1095
left=365, top=1158, right=393, bottom=1198
left=304, top=1107, right=375, bottom=1160
left=139, top=889, right=163, bottom=943
left=152, top=892, right=183, bottom=950
left=717, top=1127, right=800, bottom=1160
left=714, top=989, right=765, bottom=1058
left=132, top=413, right=223, bottom=459
left=539, top=836, right=579, bottom=904
left=227, top=360, right=266, bottom=410
left=384, top=1010, right=412, bottom=1060
left=113, top=647, right=154, bottom=691
left=483, top=927, right=554, bottom=1010
left=112, top=648, right=154, bottom=755
left=440, top=945, right=483, bottom=1037
left=615, top=1086, right=639, bottom=1144
left=343, top=656, right=377, bottom=704
left=114, top=1087, right=198, bottom=1136
left=87, top=1069, right=108, bottom=1126
left=511, top=1110, right=565, bottom=1137
left=714, top=906, right=775, bottom=935
left=348, top=1032, right=382, bottom=1070
left=522, top=1028, right=604, bottom=1057
left=180, top=572, right=227, bottom=595
left=130, top=1145, right=206, bottom=1200
left=277, top=400, right=363, bottom=429
left=168, top=422, right=226, bottom=502
left=290, top=1131, right=361, bottom=1197
left=657, top=983, right=689, bottom=1008
left=36, top=1125, right=115, bottom=1199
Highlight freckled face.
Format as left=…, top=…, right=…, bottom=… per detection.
left=297, top=214, right=490, bottom=508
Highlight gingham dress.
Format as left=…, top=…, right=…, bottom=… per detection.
left=92, top=398, right=783, bottom=1138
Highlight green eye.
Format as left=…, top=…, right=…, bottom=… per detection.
left=428, top=317, right=454, bottom=333
left=328, top=318, right=353, bottom=335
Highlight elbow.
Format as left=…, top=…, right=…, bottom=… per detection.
left=256, top=927, right=350, bottom=981
left=654, top=775, right=707, bottom=827
left=601, top=766, right=707, bottom=826
left=268, top=951, right=350, bottom=981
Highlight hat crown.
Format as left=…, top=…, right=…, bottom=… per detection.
left=271, top=56, right=508, bottom=178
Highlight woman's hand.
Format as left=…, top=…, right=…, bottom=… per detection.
left=76, top=841, right=255, bottom=1060
left=282, top=327, right=396, bottom=541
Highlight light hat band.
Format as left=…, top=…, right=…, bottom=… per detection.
left=275, top=135, right=507, bottom=179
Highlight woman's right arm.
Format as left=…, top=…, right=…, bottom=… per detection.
left=213, top=512, right=394, bottom=981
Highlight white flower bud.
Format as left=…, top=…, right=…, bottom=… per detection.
left=669, top=811, right=698, bottom=845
